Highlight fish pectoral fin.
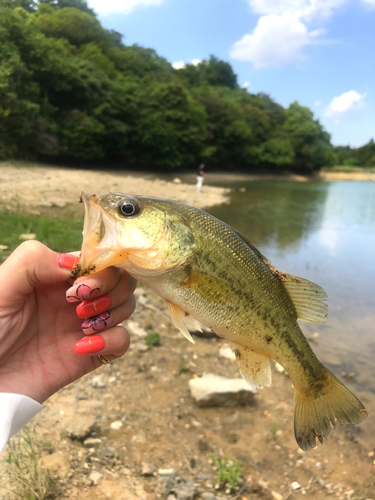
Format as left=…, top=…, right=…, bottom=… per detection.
left=166, top=301, right=201, bottom=344
left=233, top=344, right=271, bottom=390
left=280, top=275, right=328, bottom=324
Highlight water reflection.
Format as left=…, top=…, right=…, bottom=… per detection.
left=209, top=181, right=329, bottom=251
left=208, top=181, right=375, bottom=385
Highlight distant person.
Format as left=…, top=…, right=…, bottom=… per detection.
left=196, top=163, right=205, bottom=193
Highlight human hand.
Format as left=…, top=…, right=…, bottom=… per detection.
left=0, top=241, right=136, bottom=403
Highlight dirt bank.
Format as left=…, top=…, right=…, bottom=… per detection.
left=0, top=163, right=230, bottom=218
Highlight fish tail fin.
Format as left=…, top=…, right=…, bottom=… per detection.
left=294, top=370, right=367, bottom=451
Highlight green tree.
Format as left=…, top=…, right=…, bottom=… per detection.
left=177, top=55, right=239, bottom=90
left=284, top=102, right=335, bottom=172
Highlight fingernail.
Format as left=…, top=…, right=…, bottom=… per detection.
left=66, top=283, right=101, bottom=303
left=58, top=254, right=79, bottom=270
left=74, top=335, right=105, bottom=354
left=82, top=312, right=111, bottom=333
left=76, top=295, right=111, bottom=319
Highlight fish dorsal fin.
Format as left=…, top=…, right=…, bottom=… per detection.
left=166, top=301, right=202, bottom=344
left=274, top=272, right=328, bottom=324
left=233, top=229, right=272, bottom=265
left=232, top=343, right=272, bottom=390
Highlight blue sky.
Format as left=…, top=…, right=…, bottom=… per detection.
left=88, top=0, right=375, bottom=147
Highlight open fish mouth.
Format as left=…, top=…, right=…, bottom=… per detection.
left=72, top=193, right=127, bottom=278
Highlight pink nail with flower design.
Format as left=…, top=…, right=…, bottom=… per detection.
left=81, top=312, right=111, bottom=334
left=66, top=282, right=101, bottom=303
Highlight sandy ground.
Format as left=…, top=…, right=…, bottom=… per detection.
left=0, top=163, right=230, bottom=218
left=1, top=163, right=374, bottom=500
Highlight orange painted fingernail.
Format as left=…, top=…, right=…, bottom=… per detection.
left=74, top=335, right=105, bottom=354
left=76, top=295, right=111, bottom=319
left=58, top=254, right=79, bottom=270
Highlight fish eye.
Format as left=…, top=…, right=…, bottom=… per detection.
left=118, top=199, right=140, bottom=217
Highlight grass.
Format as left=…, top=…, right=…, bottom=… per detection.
left=0, top=212, right=83, bottom=262
left=322, top=165, right=375, bottom=173
left=178, top=354, right=189, bottom=373
left=209, top=454, right=243, bottom=493
left=145, top=332, right=161, bottom=347
left=2, top=426, right=58, bottom=499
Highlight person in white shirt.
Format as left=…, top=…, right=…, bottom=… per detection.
left=0, top=241, right=136, bottom=452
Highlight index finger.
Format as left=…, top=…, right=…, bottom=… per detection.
left=66, top=267, right=136, bottom=303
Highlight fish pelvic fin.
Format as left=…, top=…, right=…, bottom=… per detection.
left=166, top=301, right=202, bottom=344
left=294, top=370, right=367, bottom=451
left=233, top=344, right=271, bottom=391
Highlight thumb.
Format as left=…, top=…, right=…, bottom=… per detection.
left=0, top=241, right=74, bottom=305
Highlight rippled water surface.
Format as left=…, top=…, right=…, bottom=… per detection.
left=207, top=180, right=375, bottom=391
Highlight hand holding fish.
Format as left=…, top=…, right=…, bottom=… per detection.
left=0, top=241, right=136, bottom=404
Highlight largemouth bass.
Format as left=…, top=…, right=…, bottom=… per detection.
left=74, top=192, right=367, bottom=450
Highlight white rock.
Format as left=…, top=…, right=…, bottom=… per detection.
left=158, top=468, right=176, bottom=476
left=218, top=344, right=236, bottom=361
left=291, top=481, right=301, bottom=490
left=89, top=470, right=103, bottom=486
left=83, top=438, right=102, bottom=447
left=19, top=233, right=36, bottom=240
left=189, top=373, right=256, bottom=407
left=173, top=178, right=182, bottom=184
left=271, top=492, right=283, bottom=500
left=110, top=420, right=123, bottom=430
left=127, top=320, right=147, bottom=337
left=91, top=375, right=106, bottom=389
left=0, top=245, right=9, bottom=251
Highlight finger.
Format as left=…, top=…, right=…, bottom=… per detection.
left=66, top=267, right=122, bottom=303
left=0, top=241, right=72, bottom=306
left=73, top=326, right=131, bottom=360
left=80, top=294, right=136, bottom=335
left=75, top=271, right=137, bottom=319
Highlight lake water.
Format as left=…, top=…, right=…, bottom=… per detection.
left=207, top=180, right=375, bottom=393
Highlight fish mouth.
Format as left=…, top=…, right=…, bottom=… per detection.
left=72, top=193, right=127, bottom=278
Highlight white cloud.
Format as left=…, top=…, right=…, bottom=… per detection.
left=88, top=0, right=163, bottom=16
left=231, top=0, right=345, bottom=67
left=247, top=0, right=346, bottom=19
left=242, top=81, right=250, bottom=89
left=172, top=61, right=185, bottom=70
left=172, top=59, right=201, bottom=70
left=325, top=90, right=366, bottom=117
left=230, top=12, right=318, bottom=67
left=362, top=0, right=375, bottom=5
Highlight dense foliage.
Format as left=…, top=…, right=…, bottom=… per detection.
left=334, top=140, right=375, bottom=168
left=0, top=0, right=337, bottom=171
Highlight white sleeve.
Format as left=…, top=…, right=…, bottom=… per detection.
left=0, top=393, right=43, bottom=452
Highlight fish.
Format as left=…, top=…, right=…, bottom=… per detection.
left=73, top=192, right=368, bottom=451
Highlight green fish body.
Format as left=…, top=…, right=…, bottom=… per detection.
left=75, top=193, right=367, bottom=450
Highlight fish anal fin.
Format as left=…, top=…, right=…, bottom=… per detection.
left=233, top=343, right=271, bottom=390
left=166, top=301, right=200, bottom=344
left=276, top=273, right=328, bottom=324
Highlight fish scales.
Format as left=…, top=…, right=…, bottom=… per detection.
left=74, top=192, right=368, bottom=450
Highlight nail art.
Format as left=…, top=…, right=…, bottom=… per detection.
left=74, top=335, right=105, bottom=354
left=76, top=295, right=111, bottom=319
left=82, top=312, right=110, bottom=332
left=58, top=253, right=79, bottom=270
left=67, top=283, right=101, bottom=303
